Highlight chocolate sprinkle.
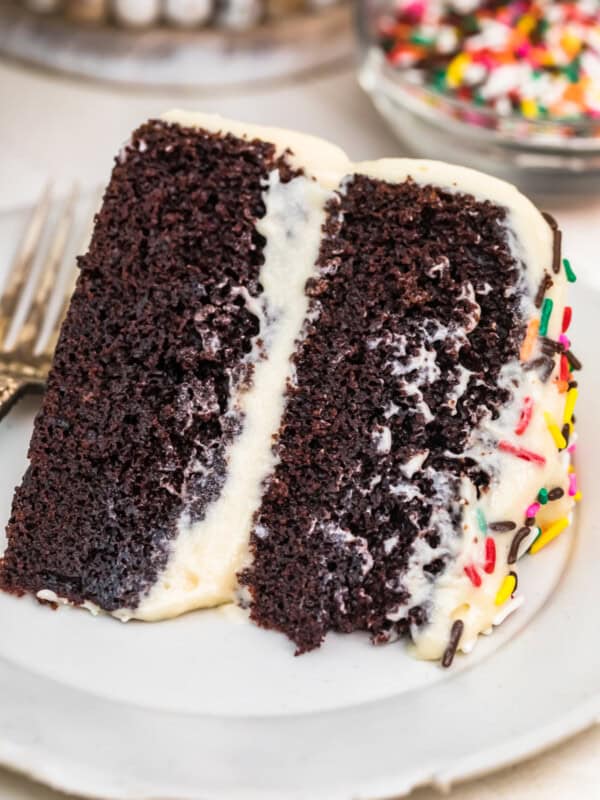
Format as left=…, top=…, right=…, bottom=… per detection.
left=489, top=520, right=516, bottom=532
left=552, top=229, right=562, bottom=274
left=565, top=349, right=582, bottom=371
left=508, top=527, right=533, bottom=565
left=542, top=212, right=562, bottom=275
left=539, top=336, right=563, bottom=355
left=561, top=423, right=570, bottom=447
left=548, top=487, right=564, bottom=501
left=442, top=619, right=464, bottom=668
left=542, top=212, right=559, bottom=230
left=509, top=570, right=519, bottom=592
left=525, top=516, right=536, bottom=526
left=534, top=272, right=553, bottom=309
left=568, top=380, right=578, bottom=390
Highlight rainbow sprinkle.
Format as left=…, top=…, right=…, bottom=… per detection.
left=499, top=440, right=546, bottom=466
left=539, top=298, right=554, bottom=337
left=514, top=395, right=534, bottom=435
left=563, top=387, right=579, bottom=425
left=544, top=410, right=567, bottom=449
left=526, top=501, right=540, bottom=519
left=476, top=508, right=487, bottom=533
left=563, top=258, right=577, bottom=283
left=378, top=1, right=600, bottom=124
left=529, top=517, right=570, bottom=554
left=562, top=307, right=572, bottom=332
left=495, top=572, right=517, bottom=606
left=484, top=537, right=496, bottom=574
left=520, top=318, right=539, bottom=362
left=538, top=487, right=549, bottom=505
left=464, top=564, right=482, bottom=587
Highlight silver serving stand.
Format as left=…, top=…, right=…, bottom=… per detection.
left=0, top=2, right=353, bottom=90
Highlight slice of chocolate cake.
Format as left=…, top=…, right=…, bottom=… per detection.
left=0, top=111, right=579, bottom=664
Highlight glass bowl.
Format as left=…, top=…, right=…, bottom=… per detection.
left=355, top=0, right=600, bottom=197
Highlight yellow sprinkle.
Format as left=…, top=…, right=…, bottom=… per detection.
left=517, top=13, right=536, bottom=35
left=446, top=53, right=471, bottom=88
left=544, top=411, right=566, bottom=449
left=574, top=491, right=582, bottom=502
left=495, top=573, right=517, bottom=606
left=563, top=387, right=578, bottom=426
left=530, top=517, right=570, bottom=555
left=521, top=98, right=539, bottom=119
left=568, top=464, right=575, bottom=473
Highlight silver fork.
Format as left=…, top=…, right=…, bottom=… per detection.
left=0, top=184, right=94, bottom=421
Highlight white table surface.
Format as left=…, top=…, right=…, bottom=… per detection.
left=0, top=55, right=598, bottom=799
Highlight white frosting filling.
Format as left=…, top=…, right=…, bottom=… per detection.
left=42, top=110, right=573, bottom=662
left=126, top=170, right=333, bottom=620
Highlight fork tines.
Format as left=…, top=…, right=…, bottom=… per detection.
left=0, top=183, right=87, bottom=364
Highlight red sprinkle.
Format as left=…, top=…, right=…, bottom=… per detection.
left=483, top=537, right=496, bottom=574
left=499, top=440, right=546, bottom=466
left=562, top=306, right=572, bottom=333
left=560, top=354, right=570, bottom=383
left=514, top=396, right=533, bottom=435
left=464, top=564, right=482, bottom=587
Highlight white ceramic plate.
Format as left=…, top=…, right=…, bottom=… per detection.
left=0, top=203, right=598, bottom=800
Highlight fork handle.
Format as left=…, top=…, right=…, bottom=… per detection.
left=0, top=376, right=27, bottom=423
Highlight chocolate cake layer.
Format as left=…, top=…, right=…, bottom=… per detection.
left=0, top=120, right=293, bottom=610
left=241, top=176, right=526, bottom=653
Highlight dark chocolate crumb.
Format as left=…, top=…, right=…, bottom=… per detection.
left=548, top=487, right=564, bottom=501
left=442, top=619, right=464, bottom=668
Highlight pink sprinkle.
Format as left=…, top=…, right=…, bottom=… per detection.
left=483, top=537, right=496, bottom=574
left=499, top=440, right=546, bottom=466
left=526, top=502, right=541, bottom=518
left=464, top=564, right=482, bottom=587
left=568, top=473, right=577, bottom=496
left=559, top=334, right=571, bottom=349
left=515, top=396, right=533, bottom=436
left=568, top=443, right=577, bottom=454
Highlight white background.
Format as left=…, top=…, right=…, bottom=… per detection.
left=0, top=56, right=599, bottom=798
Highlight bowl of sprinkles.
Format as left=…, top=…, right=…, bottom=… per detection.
left=357, top=0, right=600, bottom=192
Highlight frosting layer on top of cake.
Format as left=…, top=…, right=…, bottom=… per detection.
left=0, top=111, right=578, bottom=664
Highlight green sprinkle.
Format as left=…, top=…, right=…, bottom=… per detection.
left=410, top=31, right=434, bottom=46
left=539, top=297, right=553, bottom=336
left=433, top=68, right=447, bottom=92
left=563, top=257, right=577, bottom=283
left=476, top=508, right=487, bottom=533
left=562, top=59, right=580, bottom=83
left=538, top=488, right=549, bottom=505
left=538, top=18, right=550, bottom=34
